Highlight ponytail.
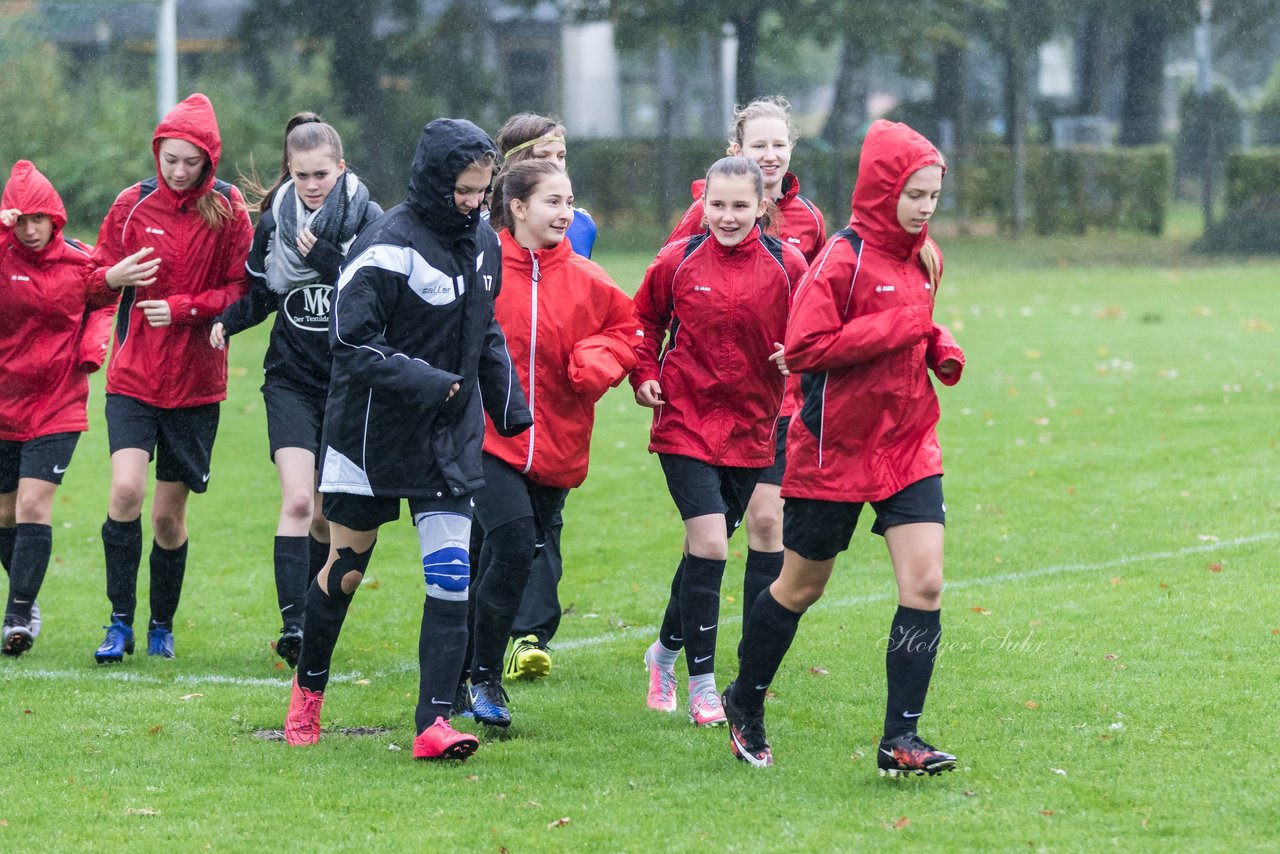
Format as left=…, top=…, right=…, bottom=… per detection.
left=919, top=238, right=941, bottom=288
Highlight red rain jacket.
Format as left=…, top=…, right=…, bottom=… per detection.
left=0, top=160, right=117, bottom=442
left=89, top=93, right=252, bottom=408
left=783, top=120, right=964, bottom=503
left=666, top=173, right=827, bottom=264
left=485, top=229, right=642, bottom=488
left=632, top=226, right=808, bottom=468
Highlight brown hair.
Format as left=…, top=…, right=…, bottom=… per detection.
left=702, top=156, right=775, bottom=232
left=491, top=159, right=566, bottom=233
left=496, top=113, right=567, bottom=164
left=727, top=95, right=799, bottom=152
left=243, top=112, right=346, bottom=214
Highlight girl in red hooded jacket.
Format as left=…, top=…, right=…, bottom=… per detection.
left=87, top=93, right=253, bottom=663
left=635, top=156, right=808, bottom=728
left=462, top=159, right=641, bottom=727
left=0, top=161, right=117, bottom=656
left=663, top=96, right=828, bottom=676
left=723, top=120, right=964, bottom=774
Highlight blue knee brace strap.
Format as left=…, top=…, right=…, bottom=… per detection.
left=414, top=510, right=471, bottom=602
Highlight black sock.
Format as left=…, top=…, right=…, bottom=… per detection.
left=5, top=523, right=52, bottom=622
left=460, top=522, right=488, bottom=686
left=416, top=596, right=469, bottom=733
left=733, top=589, right=803, bottom=713
left=296, top=543, right=373, bottom=693
left=274, top=535, right=310, bottom=629
left=739, top=549, right=783, bottom=659
left=148, top=540, right=189, bottom=629
left=471, top=518, right=536, bottom=678
left=680, top=554, right=726, bottom=677
left=0, top=526, right=15, bottom=575
left=306, top=535, right=329, bottom=586
left=102, top=517, right=143, bottom=625
left=657, top=555, right=686, bottom=651
left=884, top=605, right=941, bottom=738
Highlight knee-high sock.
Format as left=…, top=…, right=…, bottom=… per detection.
left=306, top=534, right=329, bottom=586
left=471, top=518, right=537, bottom=678
left=884, top=605, right=942, bottom=738
left=680, top=554, right=727, bottom=678
left=732, top=589, right=803, bottom=714
left=295, top=543, right=373, bottom=693
left=739, top=548, right=783, bottom=659
left=274, top=535, right=310, bottom=628
left=416, top=596, right=469, bottom=733
left=0, top=526, right=15, bottom=575
left=102, top=517, right=143, bottom=625
left=6, top=523, right=52, bottom=622
left=460, top=520, right=488, bottom=684
left=657, top=555, right=686, bottom=652
left=148, top=540, right=188, bottom=629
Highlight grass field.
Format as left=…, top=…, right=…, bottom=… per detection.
left=2, top=230, right=1277, bottom=852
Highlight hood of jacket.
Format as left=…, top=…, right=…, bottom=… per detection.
left=408, top=118, right=498, bottom=237
left=849, top=119, right=945, bottom=261
left=2, top=159, right=68, bottom=262
left=152, top=92, right=222, bottom=202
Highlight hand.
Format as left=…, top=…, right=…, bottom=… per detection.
left=769, top=341, right=789, bottom=376
left=446, top=382, right=461, bottom=401
left=936, top=358, right=960, bottom=380
left=635, top=379, right=664, bottom=408
left=0, top=208, right=21, bottom=228
left=210, top=322, right=226, bottom=350
left=137, top=299, right=172, bottom=327
left=106, top=247, right=161, bottom=289
left=297, top=226, right=316, bottom=258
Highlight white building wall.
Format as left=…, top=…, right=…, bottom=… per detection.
left=561, top=21, right=621, bottom=138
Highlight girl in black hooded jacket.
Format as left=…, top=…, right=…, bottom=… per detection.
left=283, top=118, right=531, bottom=762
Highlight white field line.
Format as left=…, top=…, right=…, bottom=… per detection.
left=4, top=532, right=1273, bottom=691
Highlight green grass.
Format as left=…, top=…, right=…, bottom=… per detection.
left=3, top=235, right=1278, bottom=851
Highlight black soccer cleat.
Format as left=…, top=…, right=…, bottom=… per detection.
left=276, top=623, right=304, bottom=669
left=877, top=732, right=956, bottom=777
left=723, top=681, right=773, bottom=767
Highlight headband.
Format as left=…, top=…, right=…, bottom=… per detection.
left=503, top=134, right=565, bottom=158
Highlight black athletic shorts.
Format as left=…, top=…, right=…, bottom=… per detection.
left=783, top=475, right=946, bottom=561
left=471, top=453, right=569, bottom=547
left=323, top=492, right=473, bottom=532
left=755, top=416, right=790, bottom=487
left=105, top=393, right=219, bottom=493
left=0, top=432, right=81, bottom=492
left=261, top=380, right=325, bottom=460
left=658, top=453, right=762, bottom=537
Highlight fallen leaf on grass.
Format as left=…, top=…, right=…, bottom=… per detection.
left=148, top=724, right=164, bottom=735
left=23, top=709, right=33, bottom=715
left=1242, top=318, right=1274, bottom=333
left=1109, top=577, right=1123, bottom=586
left=963, top=790, right=977, bottom=797
left=0, top=819, right=8, bottom=827
left=180, top=693, right=203, bottom=701
left=1209, top=563, right=1222, bottom=573
left=809, top=666, right=829, bottom=676
left=126, top=808, right=160, bottom=817
left=892, top=817, right=911, bottom=830
left=465, top=775, right=479, bottom=782
left=547, top=817, right=571, bottom=829
left=1103, top=654, right=1118, bottom=661
left=849, top=751, right=864, bottom=762
left=354, top=679, right=371, bottom=686
left=274, top=661, right=285, bottom=671
left=1040, top=810, right=1055, bottom=816
left=1272, top=629, right=1279, bottom=636
left=970, top=606, right=991, bottom=615
left=1025, top=701, right=1040, bottom=710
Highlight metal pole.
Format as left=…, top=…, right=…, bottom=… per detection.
left=1195, top=0, right=1213, bottom=229
left=156, top=0, right=177, bottom=123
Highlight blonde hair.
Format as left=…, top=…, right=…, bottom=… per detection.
left=728, top=96, right=800, bottom=152
left=919, top=238, right=941, bottom=287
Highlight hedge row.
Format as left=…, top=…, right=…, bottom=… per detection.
left=1225, top=149, right=1280, bottom=209
left=571, top=139, right=1172, bottom=236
